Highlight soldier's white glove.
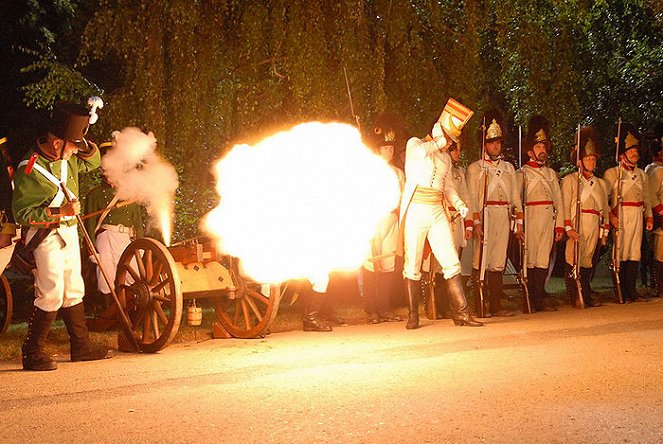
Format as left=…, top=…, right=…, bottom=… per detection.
left=459, top=206, right=469, bottom=219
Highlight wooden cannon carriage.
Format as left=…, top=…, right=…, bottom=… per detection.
left=88, top=236, right=282, bottom=352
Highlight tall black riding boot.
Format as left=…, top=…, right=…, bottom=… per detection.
left=434, top=273, right=451, bottom=319
left=405, top=278, right=421, bottom=329
left=60, top=303, right=111, bottom=361
left=361, top=268, right=381, bottom=323
left=625, top=261, right=647, bottom=302
left=376, top=272, right=401, bottom=322
left=303, top=291, right=333, bottom=331
left=447, top=274, right=483, bottom=327
left=487, top=270, right=513, bottom=316
left=535, top=267, right=556, bottom=311
left=580, top=267, right=597, bottom=306
left=22, top=307, right=58, bottom=371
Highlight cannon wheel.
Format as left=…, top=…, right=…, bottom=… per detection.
left=0, top=274, right=12, bottom=336
left=115, top=238, right=183, bottom=352
left=214, top=276, right=282, bottom=339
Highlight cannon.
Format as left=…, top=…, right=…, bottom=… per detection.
left=87, top=236, right=282, bottom=352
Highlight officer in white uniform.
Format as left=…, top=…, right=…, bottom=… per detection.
left=400, top=98, right=482, bottom=329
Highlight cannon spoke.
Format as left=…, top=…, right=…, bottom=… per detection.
left=114, top=238, right=182, bottom=352
left=145, top=250, right=153, bottom=283
left=245, top=293, right=264, bottom=321
left=153, top=301, right=169, bottom=325
left=134, top=250, right=147, bottom=279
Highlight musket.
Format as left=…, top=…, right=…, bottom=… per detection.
left=342, top=66, right=362, bottom=133
left=518, top=126, right=533, bottom=313
left=476, top=117, right=488, bottom=318
left=60, top=182, right=140, bottom=352
left=573, top=124, right=585, bottom=308
left=79, top=199, right=139, bottom=221
left=611, top=118, right=625, bottom=304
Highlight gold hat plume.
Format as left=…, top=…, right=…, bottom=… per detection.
left=624, top=131, right=639, bottom=150
left=486, top=119, right=502, bottom=140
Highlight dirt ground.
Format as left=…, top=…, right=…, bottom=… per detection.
left=1, top=299, right=662, bottom=444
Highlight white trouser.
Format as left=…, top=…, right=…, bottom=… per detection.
left=29, top=224, right=84, bottom=312
left=363, top=212, right=398, bottom=273
left=525, top=205, right=555, bottom=269
left=619, top=206, right=643, bottom=261
left=95, top=229, right=133, bottom=294
left=565, top=213, right=600, bottom=268
left=472, top=206, right=510, bottom=272
left=403, top=202, right=460, bottom=280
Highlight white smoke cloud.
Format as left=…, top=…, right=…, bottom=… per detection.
left=101, top=127, right=179, bottom=244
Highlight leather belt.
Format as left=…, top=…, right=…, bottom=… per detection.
left=99, top=223, right=135, bottom=237
left=526, top=200, right=553, bottom=206
left=581, top=209, right=600, bottom=216
left=622, top=201, right=644, bottom=207
left=486, top=200, right=509, bottom=206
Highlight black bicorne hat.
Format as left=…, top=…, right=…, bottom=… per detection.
left=47, top=102, right=90, bottom=143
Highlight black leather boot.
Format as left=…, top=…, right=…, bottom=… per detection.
left=487, top=270, right=514, bottom=316
left=60, top=303, right=111, bottom=361
left=434, top=273, right=451, bottom=319
left=404, top=278, right=421, bottom=329
left=447, top=274, right=483, bottom=327
left=303, top=292, right=332, bottom=332
left=580, top=267, right=598, bottom=307
left=534, top=268, right=556, bottom=311
left=361, top=268, right=381, bottom=323
left=625, top=261, right=649, bottom=302
left=471, top=268, right=490, bottom=318
left=377, top=272, right=401, bottom=322
left=22, top=307, right=58, bottom=371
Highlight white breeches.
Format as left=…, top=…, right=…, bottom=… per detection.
left=619, top=206, right=643, bottom=261
left=472, top=206, right=510, bottom=272
left=30, top=225, right=84, bottom=312
left=363, top=212, right=399, bottom=273
left=565, top=213, right=600, bottom=268
left=403, top=202, right=461, bottom=281
left=95, top=230, right=133, bottom=294
left=525, top=206, right=555, bottom=269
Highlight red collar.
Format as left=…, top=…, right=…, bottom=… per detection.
left=525, top=161, right=541, bottom=168
left=582, top=171, right=594, bottom=180
left=621, top=162, right=635, bottom=172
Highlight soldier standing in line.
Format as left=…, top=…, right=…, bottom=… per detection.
left=561, top=126, right=609, bottom=307
left=466, top=111, right=524, bottom=317
left=604, top=126, right=653, bottom=303
left=644, top=123, right=663, bottom=298
left=361, top=115, right=405, bottom=324
left=517, top=115, right=565, bottom=312
left=400, top=98, right=482, bottom=329
left=12, top=103, right=111, bottom=371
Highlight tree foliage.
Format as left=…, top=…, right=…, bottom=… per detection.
left=9, top=0, right=663, bottom=240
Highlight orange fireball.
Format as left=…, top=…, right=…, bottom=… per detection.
left=203, top=122, right=401, bottom=284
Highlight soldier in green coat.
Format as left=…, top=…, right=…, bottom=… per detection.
left=84, top=142, right=144, bottom=302
left=12, top=103, right=111, bottom=371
